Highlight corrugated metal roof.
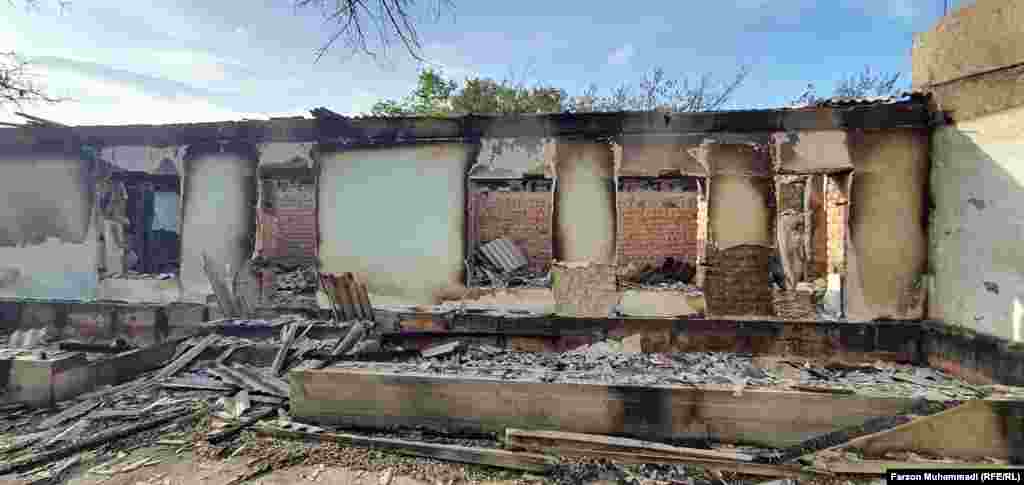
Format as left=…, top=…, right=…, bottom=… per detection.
left=801, top=92, right=927, bottom=108
left=478, top=238, right=528, bottom=273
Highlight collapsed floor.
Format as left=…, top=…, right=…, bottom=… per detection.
left=3, top=314, right=1024, bottom=485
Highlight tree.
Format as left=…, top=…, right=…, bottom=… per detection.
left=565, top=65, right=752, bottom=113
left=295, top=0, right=455, bottom=61
left=370, top=67, right=566, bottom=116
left=372, top=65, right=751, bottom=116
left=793, top=66, right=904, bottom=106
left=1, top=51, right=62, bottom=107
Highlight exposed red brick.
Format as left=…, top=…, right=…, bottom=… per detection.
left=258, top=178, right=318, bottom=260
left=703, top=244, right=775, bottom=317
left=473, top=191, right=553, bottom=272
left=616, top=192, right=700, bottom=266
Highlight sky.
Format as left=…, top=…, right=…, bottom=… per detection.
left=0, top=0, right=975, bottom=126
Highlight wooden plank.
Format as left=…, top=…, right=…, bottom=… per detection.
left=271, top=323, right=298, bottom=376
left=332, top=274, right=355, bottom=321
left=355, top=281, right=374, bottom=323
left=154, top=334, right=219, bottom=380
left=37, top=399, right=100, bottom=431
left=254, top=425, right=555, bottom=473
left=342, top=273, right=366, bottom=320
left=202, top=253, right=238, bottom=317
left=505, top=428, right=754, bottom=461
left=289, top=368, right=919, bottom=447
left=0, top=407, right=194, bottom=476
left=527, top=447, right=804, bottom=478
left=835, top=400, right=1024, bottom=460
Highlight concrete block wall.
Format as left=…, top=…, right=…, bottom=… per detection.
left=473, top=191, right=553, bottom=272
left=616, top=191, right=700, bottom=266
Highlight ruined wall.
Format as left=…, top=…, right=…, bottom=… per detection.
left=915, top=0, right=1024, bottom=340
left=929, top=107, right=1024, bottom=341
left=616, top=191, right=700, bottom=266
left=704, top=245, right=775, bottom=317
left=179, top=146, right=258, bottom=303
left=473, top=190, right=553, bottom=272
left=319, top=144, right=470, bottom=305
left=0, top=150, right=98, bottom=300
left=258, top=177, right=318, bottom=260
left=809, top=175, right=828, bottom=278
left=555, top=141, right=616, bottom=264
left=845, top=130, right=929, bottom=321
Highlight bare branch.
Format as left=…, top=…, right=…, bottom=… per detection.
left=298, top=0, right=454, bottom=62
left=0, top=52, right=66, bottom=108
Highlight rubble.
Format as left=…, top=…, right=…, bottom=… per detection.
left=323, top=342, right=986, bottom=399
left=0, top=312, right=1016, bottom=484
left=258, top=262, right=319, bottom=308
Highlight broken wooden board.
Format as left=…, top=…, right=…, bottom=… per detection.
left=255, top=425, right=555, bottom=473
left=505, top=428, right=754, bottom=461
left=154, top=334, right=219, bottom=381
left=832, top=399, right=1024, bottom=461
left=289, top=368, right=921, bottom=447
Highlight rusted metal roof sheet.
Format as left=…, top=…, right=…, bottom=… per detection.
left=479, top=238, right=528, bottom=273
left=319, top=272, right=374, bottom=322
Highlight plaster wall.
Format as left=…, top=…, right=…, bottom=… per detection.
left=0, top=154, right=98, bottom=300
left=709, top=175, right=772, bottom=250
left=179, top=150, right=257, bottom=303
left=929, top=106, right=1024, bottom=341
left=911, top=0, right=1024, bottom=88
left=554, top=141, right=616, bottom=264
left=845, top=129, right=929, bottom=321
left=318, top=144, right=470, bottom=305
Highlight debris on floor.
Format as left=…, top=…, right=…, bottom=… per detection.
left=1, top=316, right=1020, bottom=485
left=618, top=257, right=697, bottom=289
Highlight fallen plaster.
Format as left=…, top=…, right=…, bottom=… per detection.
left=554, top=141, right=616, bottom=264
left=179, top=144, right=258, bottom=303
left=771, top=131, right=854, bottom=173
left=318, top=144, right=471, bottom=305
left=100, top=145, right=185, bottom=174
left=614, top=134, right=707, bottom=177
left=257, top=141, right=316, bottom=169
left=469, top=137, right=556, bottom=178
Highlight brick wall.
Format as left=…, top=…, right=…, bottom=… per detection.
left=826, top=176, right=848, bottom=273
left=703, top=244, right=774, bottom=316
left=473, top=190, right=553, bottom=272
left=257, top=178, right=317, bottom=260
left=809, top=175, right=828, bottom=278
left=616, top=191, right=700, bottom=266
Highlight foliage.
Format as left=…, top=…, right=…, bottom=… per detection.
left=372, top=65, right=751, bottom=116
left=370, top=67, right=566, bottom=116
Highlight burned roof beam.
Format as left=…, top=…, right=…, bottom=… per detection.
left=0, top=102, right=930, bottom=149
